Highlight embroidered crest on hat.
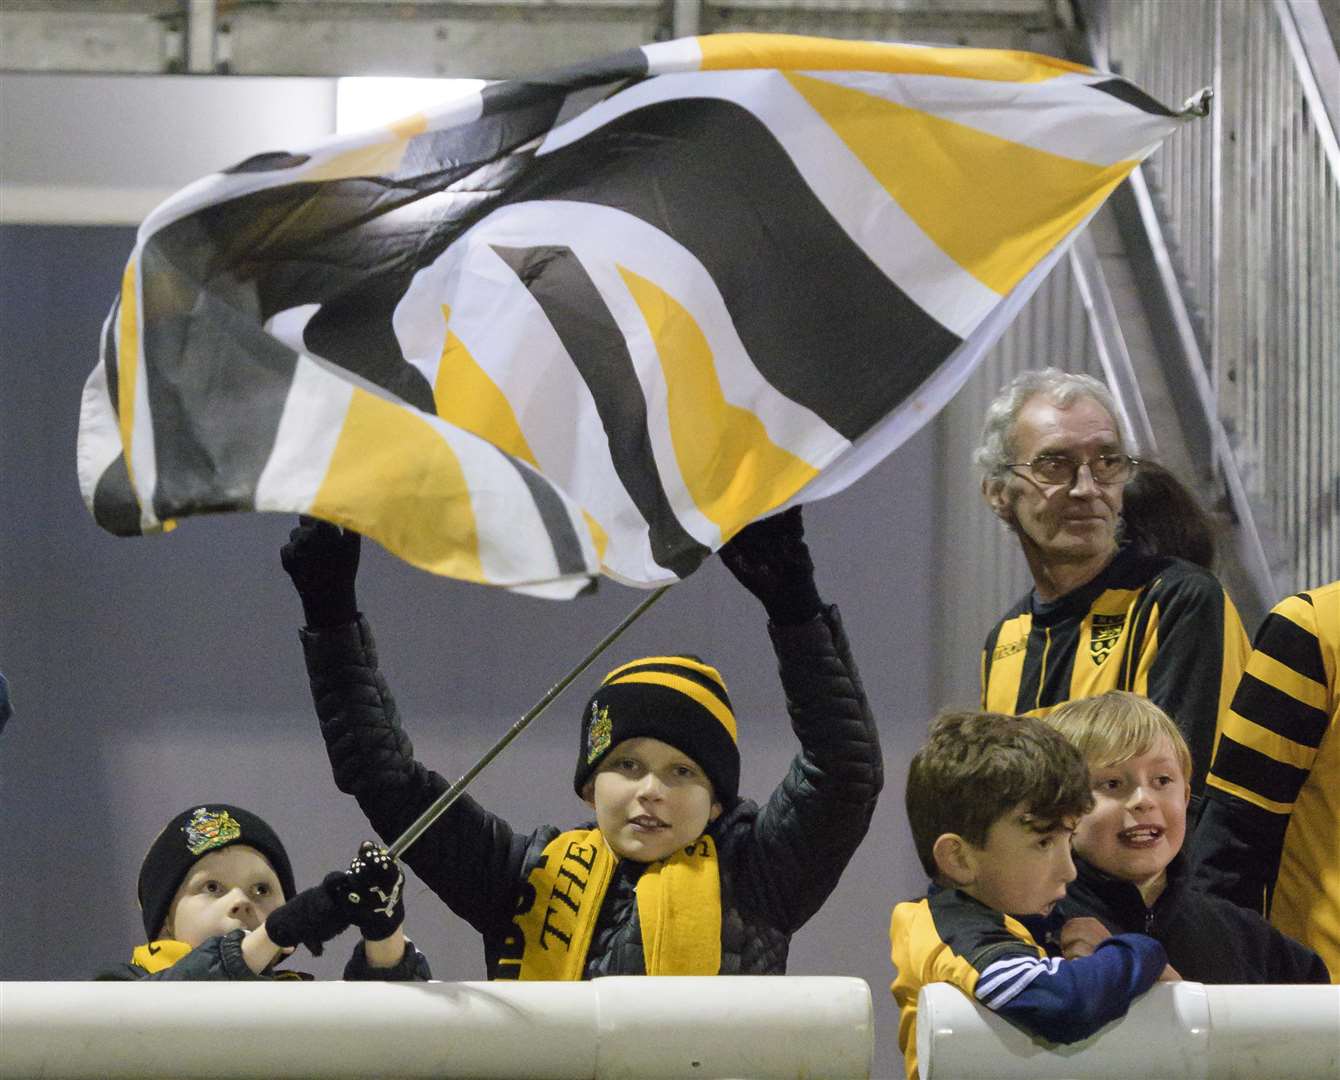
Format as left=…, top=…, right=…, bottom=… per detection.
left=587, top=702, right=612, bottom=764
left=182, top=806, right=242, bottom=856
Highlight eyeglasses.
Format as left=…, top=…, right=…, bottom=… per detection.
left=1003, top=453, right=1140, bottom=487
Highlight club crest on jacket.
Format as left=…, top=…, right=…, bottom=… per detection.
left=1089, top=614, right=1126, bottom=665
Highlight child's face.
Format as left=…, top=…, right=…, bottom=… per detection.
left=959, top=804, right=1078, bottom=917
left=1072, top=735, right=1188, bottom=901
left=586, top=736, right=722, bottom=863
left=161, top=844, right=286, bottom=946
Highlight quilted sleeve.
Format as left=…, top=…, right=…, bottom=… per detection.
left=300, top=616, right=529, bottom=936
left=740, top=603, right=883, bottom=932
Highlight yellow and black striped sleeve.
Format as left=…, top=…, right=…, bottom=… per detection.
left=1195, top=584, right=1338, bottom=912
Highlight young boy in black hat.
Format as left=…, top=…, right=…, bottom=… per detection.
left=281, top=507, right=882, bottom=978
left=99, top=802, right=431, bottom=981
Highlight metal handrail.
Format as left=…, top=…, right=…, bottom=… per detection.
left=1078, top=0, right=1340, bottom=597
left=1278, top=0, right=1340, bottom=176
left=1067, top=226, right=1159, bottom=457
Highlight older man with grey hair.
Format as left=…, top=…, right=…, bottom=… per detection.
left=976, top=368, right=1249, bottom=812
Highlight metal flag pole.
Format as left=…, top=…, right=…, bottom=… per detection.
left=387, top=583, right=672, bottom=859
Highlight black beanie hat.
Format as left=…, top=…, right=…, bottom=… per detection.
left=574, top=655, right=739, bottom=806
left=137, top=804, right=296, bottom=940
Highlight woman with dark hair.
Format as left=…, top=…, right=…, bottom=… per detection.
left=1121, top=461, right=1217, bottom=570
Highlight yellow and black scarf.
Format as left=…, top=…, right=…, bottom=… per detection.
left=503, top=828, right=721, bottom=979
left=131, top=938, right=194, bottom=974
left=130, top=937, right=307, bottom=979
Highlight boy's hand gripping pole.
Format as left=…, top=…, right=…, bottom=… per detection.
left=386, top=585, right=671, bottom=860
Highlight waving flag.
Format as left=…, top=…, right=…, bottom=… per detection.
left=77, top=33, right=1200, bottom=597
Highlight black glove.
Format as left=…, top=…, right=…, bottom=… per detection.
left=264, top=872, right=352, bottom=957
left=718, top=506, right=822, bottom=625
left=280, top=515, right=361, bottom=628
left=264, top=841, right=406, bottom=955
left=340, top=841, right=406, bottom=942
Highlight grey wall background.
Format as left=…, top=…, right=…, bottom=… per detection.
left=0, top=215, right=982, bottom=1077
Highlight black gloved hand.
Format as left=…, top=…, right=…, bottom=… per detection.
left=280, top=515, right=361, bottom=628
left=339, top=841, right=406, bottom=942
left=264, top=872, right=353, bottom=957
left=718, top=506, right=822, bottom=625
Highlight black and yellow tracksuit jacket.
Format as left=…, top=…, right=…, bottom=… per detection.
left=981, top=546, right=1249, bottom=800
left=1192, top=580, right=1340, bottom=982
left=889, top=885, right=1166, bottom=1080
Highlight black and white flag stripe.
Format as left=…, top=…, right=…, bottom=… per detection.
left=77, top=33, right=1201, bottom=595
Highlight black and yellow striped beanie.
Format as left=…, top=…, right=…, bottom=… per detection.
left=575, top=655, right=739, bottom=805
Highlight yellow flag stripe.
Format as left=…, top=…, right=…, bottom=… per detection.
left=785, top=72, right=1135, bottom=294
left=116, top=259, right=140, bottom=497
left=434, top=305, right=608, bottom=565
left=582, top=511, right=610, bottom=564
left=310, top=387, right=486, bottom=582
left=609, top=671, right=738, bottom=739
left=300, top=116, right=425, bottom=183
left=619, top=267, right=819, bottom=536
left=434, top=306, right=541, bottom=467
left=697, top=33, right=1092, bottom=83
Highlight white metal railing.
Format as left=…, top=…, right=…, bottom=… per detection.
left=918, top=980, right=1340, bottom=1079
left=0, top=976, right=874, bottom=1079
left=1086, top=0, right=1340, bottom=594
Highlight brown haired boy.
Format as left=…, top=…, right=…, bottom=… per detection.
left=890, top=711, right=1172, bottom=1079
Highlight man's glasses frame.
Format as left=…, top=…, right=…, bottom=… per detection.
left=1002, top=453, right=1141, bottom=487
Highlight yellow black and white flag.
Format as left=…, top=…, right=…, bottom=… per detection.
left=77, top=34, right=1201, bottom=598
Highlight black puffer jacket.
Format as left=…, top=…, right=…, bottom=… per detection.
left=301, top=604, right=882, bottom=977
left=95, top=930, right=431, bottom=981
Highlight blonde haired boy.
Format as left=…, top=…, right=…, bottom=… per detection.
left=1047, top=692, right=1328, bottom=983
left=283, top=508, right=883, bottom=979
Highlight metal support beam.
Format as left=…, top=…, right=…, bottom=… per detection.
left=1110, top=167, right=1278, bottom=626
left=673, top=0, right=702, bottom=38
left=186, top=0, right=216, bottom=73
left=1, top=1, right=1070, bottom=77
left=1277, top=0, right=1340, bottom=176
left=1068, top=224, right=1158, bottom=456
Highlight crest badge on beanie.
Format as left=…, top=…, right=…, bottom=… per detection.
left=137, top=803, right=296, bottom=941
left=182, top=806, right=243, bottom=856
left=574, top=655, right=740, bottom=806
left=586, top=702, right=613, bottom=765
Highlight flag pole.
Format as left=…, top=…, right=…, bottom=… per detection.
left=387, top=583, right=672, bottom=860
